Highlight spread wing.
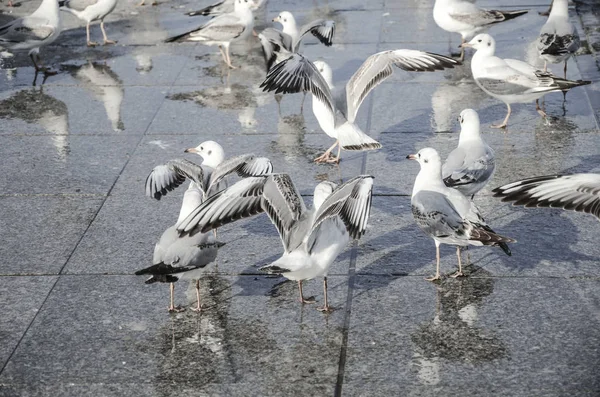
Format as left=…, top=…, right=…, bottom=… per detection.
left=259, top=28, right=293, bottom=70
left=207, top=154, right=273, bottom=194
left=293, top=19, right=335, bottom=51
left=493, top=174, right=600, bottom=219
left=345, top=50, right=459, bottom=123
left=260, top=53, right=335, bottom=114
left=145, top=159, right=205, bottom=200
left=306, top=176, right=374, bottom=253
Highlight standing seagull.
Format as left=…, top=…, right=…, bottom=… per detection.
left=433, top=0, right=527, bottom=61
left=166, top=0, right=254, bottom=69
left=261, top=50, right=459, bottom=163
left=536, top=0, right=580, bottom=78
left=442, top=109, right=495, bottom=199
left=177, top=174, right=374, bottom=312
left=136, top=182, right=225, bottom=312
left=462, top=33, right=591, bottom=129
left=0, top=0, right=61, bottom=73
left=493, top=174, right=600, bottom=220
left=59, top=0, right=118, bottom=47
left=408, top=147, right=514, bottom=280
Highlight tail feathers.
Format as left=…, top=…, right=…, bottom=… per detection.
left=338, top=124, right=382, bottom=151
left=260, top=264, right=291, bottom=274
left=498, top=9, right=528, bottom=21
left=553, top=77, right=591, bottom=90
left=470, top=225, right=515, bottom=256
left=166, top=29, right=198, bottom=43
left=143, top=274, right=179, bottom=284
left=58, top=0, right=67, bottom=7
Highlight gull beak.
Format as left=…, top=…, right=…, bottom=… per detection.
left=406, top=154, right=417, bottom=160
left=184, top=147, right=198, bottom=153
left=460, top=42, right=472, bottom=48
left=272, top=16, right=278, bottom=22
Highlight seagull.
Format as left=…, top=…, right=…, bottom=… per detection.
left=135, top=182, right=225, bottom=312
left=260, top=11, right=335, bottom=71
left=462, top=33, right=591, bottom=129
left=145, top=140, right=274, bottom=201
left=186, top=0, right=266, bottom=16
left=166, top=0, right=254, bottom=69
left=59, top=0, right=118, bottom=47
left=260, top=50, right=460, bottom=163
left=537, top=0, right=580, bottom=78
left=442, top=109, right=495, bottom=199
left=433, top=0, right=528, bottom=61
left=0, top=0, right=62, bottom=73
left=408, top=147, right=514, bottom=281
left=176, top=174, right=374, bottom=312
left=493, top=174, right=600, bottom=219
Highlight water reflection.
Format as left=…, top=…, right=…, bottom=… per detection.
left=0, top=87, right=70, bottom=160
left=411, top=267, right=508, bottom=385
left=63, top=62, right=124, bottom=132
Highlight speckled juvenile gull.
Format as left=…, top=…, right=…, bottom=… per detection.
left=59, top=0, right=118, bottom=46
left=537, top=0, right=580, bottom=78
left=433, top=0, right=527, bottom=61
left=442, top=109, right=495, bottom=199
left=260, top=50, right=459, bottom=163
left=145, top=140, right=273, bottom=200
left=408, top=148, right=514, bottom=281
left=463, top=33, right=591, bottom=129
left=0, top=0, right=61, bottom=73
left=166, top=0, right=254, bottom=68
left=176, top=174, right=374, bottom=312
left=493, top=174, right=600, bottom=219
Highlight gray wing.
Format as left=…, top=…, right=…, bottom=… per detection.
left=538, top=29, right=580, bottom=57
left=260, top=53, right=335, bottom=115
left=450, top=9, right=507, bottom=26
left=306, top=175, right=374, bottom=253
left=62, top=0, right=99, bottom=12
left=293, top=19, right=335, bottom=52
left=0, top=17, right=54, bottom=44
left=411, top=190, right=468, bottom=240
left=443, top=145, right=495, bottom=192
left=207, top=154, right=273, bottom=194
left=192, top=13, right=246, bottom=41
left=145, top=159, right=205, bottom=200
left=345, top=50, right=459, bottom=123
left=493, top=174, right=600, bottom=219
left=186, top=0, right=229, bottom=16
left=258, top=28, right=293, bottom=70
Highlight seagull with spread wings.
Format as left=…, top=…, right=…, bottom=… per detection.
left=176, top=174, right=374, bottom=312
left=260, top=50, right=459, bottom=163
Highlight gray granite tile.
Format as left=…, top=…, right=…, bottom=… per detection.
left=0, top=276, right=57, bottom=369
left=342, top=276, right=600, bottom=394
left=0, top=195, right=104, bottom=275
left=0, top=275, right=346, bottom=390
left=0, top=134, right=140, bottom=195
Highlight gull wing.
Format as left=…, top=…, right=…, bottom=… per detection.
left=0, top=16, right=55, bottom=44
left=207, top=154, right=273, bottom=194
left=167, top=13, right=246, bottom=42
left=145, top=159, right=205, bottom=200
left=443, top=145, right=495, bottom=192
left=61, top=0, right=99, bottom=12
left=293, top=19, right=335, bottom=52
left=345, top=50, right=459, bottom=123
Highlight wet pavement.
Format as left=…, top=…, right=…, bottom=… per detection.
left=0, top=0, right=599, bottom=395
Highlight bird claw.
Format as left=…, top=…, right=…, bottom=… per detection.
left=87, top=41, right=99, bottom=47
left=190, top=304, right=203, bottom=313
left=490, top=123, right=507, bottom=129
left=317, top=305, right=334, bottom=313
left=425, top=275, right=441, bottom=282
left=450, top=271, right=465, bottom=278
left=300, top=296, right=316, bottom=304
left=103, top=40, right=117, bottom=45
left=314, top=152, right=334, bottom=163
left=168, top=305, right=185, bottom=313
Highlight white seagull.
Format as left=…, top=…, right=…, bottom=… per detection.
left=408, top=147, right=514, bottom=281
left=462, top=33, right=591, bottom=129
left=493, top=174, right=600, bottom=220
left=176, top=174, right=374, bottom=312
left=536, top=0, right=580, bottom=78
left=145, top=140, right=274, bottom=201
left=433, top=0, right=527, bottom=61
left=166, top=0, right=254, bottom=69
left=442, top=109, right=495, bottom=199
left=59, top=0, right=118, bottom=47
left=260, top=50, right=460, bottom=163
left=186, top=0, right=266, bottom=16
left=0, top=0, right=61, bottom=73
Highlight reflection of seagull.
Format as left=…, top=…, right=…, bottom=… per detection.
left=66, top=62, right=124, bottom=131
left=536, top=0, right=580, bottom=78
left=442, top=109, right=495, bottom=199
left=433, top=0, right=527, bottom=61
left=493, top=174, right=600, bottom=220
left=261, top=51, right=459, bottom=163
left=59, top=0, right=118, bottom=47
left=166, top=0, right=254, bottom=69
left=408, top=148, right=514, bottom=281
left=0, top=0, right=61, bottom=73
left=0, top=88, right=69, bottom=160
left=463, top=33, right=591, bottom=129
left=177, top=174, right=374, bottom=312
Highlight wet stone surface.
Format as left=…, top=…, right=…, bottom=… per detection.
left=0, top=0, right=599, bottom=396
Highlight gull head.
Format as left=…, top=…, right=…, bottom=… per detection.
left=313, top=60, right=334, bottom=88
left=458, top=108, right=481, bottom=141
left=184, top=140, right=225, bottom=168
left=273, top=11, right=296, bottom=30
left=406, top=147, right=442, bottom=170
left=462, top=34, right=495, bottom=55
left=313, top=180, right=337, bottom=210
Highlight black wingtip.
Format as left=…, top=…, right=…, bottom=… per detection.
left=499, top=242, right=512, bottom=256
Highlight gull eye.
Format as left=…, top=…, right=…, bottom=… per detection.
left=284, top=19, right=287, bottom=22
left=424, top=159, right=428, bottom=163
left=460, top=117, right=464, bottom=123
left=478, top=39, right=482, bottom=43
left=200, top=146, right=203, bottom=151
left=487, top=42, right=491, bottom=46
left=208, top=150, right=212, bottom=155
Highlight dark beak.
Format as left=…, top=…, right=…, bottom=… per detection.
left=406, top=154, right=417, bottom=160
